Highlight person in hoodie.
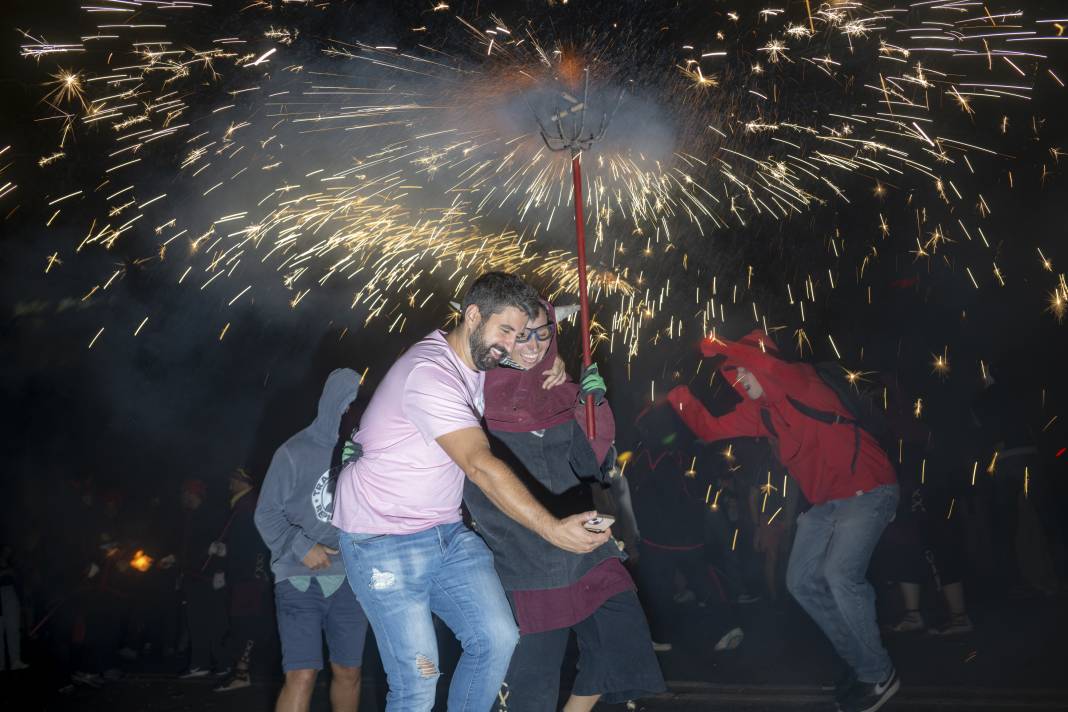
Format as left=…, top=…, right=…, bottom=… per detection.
left=665, top=330, right=900, bottom=712
left=255, top=369, right=369, bottom=712
left=464, top=301, right=665, bottom=711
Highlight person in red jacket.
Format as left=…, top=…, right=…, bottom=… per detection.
left=666, top=330, right=900, bottom=712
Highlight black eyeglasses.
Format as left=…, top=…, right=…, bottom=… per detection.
left=515, top=321, right=556, bottom=343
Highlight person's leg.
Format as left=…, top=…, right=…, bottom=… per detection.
left=569, top=590, right=666, bottom=705
left=329, top=663, right=362, bottom=712
left=1020, top=458, right=1068, bottom=583
left=705, top=510, right=745, bottom=600
left=277, top=669, right=318, bottom=712
left=209, top=588, right=229, bottom=671
left=1, top=586, right=24, bottom=667
left=764, top=543, right=780, bottom=602
left=942, top=582, right=966, bottom=618
left=887, top=582, right=924, bottom=632
left=786, top=501, right=861, bottom=668
left=429, top=524, right=519, bottom=712
left=339, top=529, right=441, bottom=711
left=563, top=694, right=599, bottom=712
left=928, top=581, right=973, bottom=636
left=991, top=461, right=1024, bottom=592
left=0, top=612, right=7, bottom=671
left=680, top=547, right=710, bottom=603
left=274, top=580, right=326, bottom=711
left=184, top=584, right=212, bottom=671
left=323, top=579, right=368, bottom=712
left=495, top=627, right=570, bottom=712
left=822, top=485, right=899, bottom=685
left=634, top=543, right=676, bottom=644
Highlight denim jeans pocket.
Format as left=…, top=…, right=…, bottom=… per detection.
left=344, top=532, right=390, bottom=548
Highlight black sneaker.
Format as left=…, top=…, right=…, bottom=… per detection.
left=839, top=668, right=900, bottom=712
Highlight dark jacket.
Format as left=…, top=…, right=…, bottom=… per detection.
left=180, top=501, right=227, bottom=585
left=463, top=419, right=622, bottom=591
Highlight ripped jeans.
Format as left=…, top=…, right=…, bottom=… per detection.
left=340, top=523, right=518, bottom=711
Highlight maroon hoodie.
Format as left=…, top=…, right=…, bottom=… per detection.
left=666, top=330, right=896, bottom=506
left=483, top=301, right=615, bottom=462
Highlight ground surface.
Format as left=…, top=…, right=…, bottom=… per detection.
left=5, top=591, right=1068, bottom=711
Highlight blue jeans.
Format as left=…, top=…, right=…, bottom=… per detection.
left=340, top=523, right=519, bottom=711
left=786, top=484, right=899, bottom=683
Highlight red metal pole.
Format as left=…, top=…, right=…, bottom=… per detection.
left=570, top=152, right=596, bottom=439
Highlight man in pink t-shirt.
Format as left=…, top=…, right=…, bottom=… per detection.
left=333, top=272, right=610, bottom=712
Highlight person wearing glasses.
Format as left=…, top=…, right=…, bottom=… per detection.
left=464, top=300, right=665, bottom=712
left=332, top=273, right=610, bottom=712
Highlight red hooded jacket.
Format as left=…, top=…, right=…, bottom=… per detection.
left=666, top=330, right=896, bottom=506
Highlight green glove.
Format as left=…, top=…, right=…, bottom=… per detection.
left=579, top=363, right=606, bottom=405
left=341, top=440, right=363, bottom=465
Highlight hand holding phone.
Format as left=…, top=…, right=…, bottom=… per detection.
left=583, top=514, right=615, bottom=533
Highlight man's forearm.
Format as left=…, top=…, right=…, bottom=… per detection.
left=467, top=451, right=556, bottom=540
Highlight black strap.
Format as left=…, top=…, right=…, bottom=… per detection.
left=851, top=423, right=860, bottom=473
left=783, top=396, right=861, bottom=474
left=786, top=395, right=851, bottom=426
left=760, top=408, right=778, bottom=439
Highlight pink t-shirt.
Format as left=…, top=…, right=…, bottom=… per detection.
left=332, top=330, right=485, bottom=535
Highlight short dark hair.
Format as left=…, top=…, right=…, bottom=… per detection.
left=461, top=272, right=541, bottom=321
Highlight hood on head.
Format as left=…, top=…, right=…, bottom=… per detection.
left=700, top=329, right=783, bottom=401
left=506, top=298, right=558, bottom=371
left=310, top=368, right=361, bottom=443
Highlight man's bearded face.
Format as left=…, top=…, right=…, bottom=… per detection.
left=467, top=306, right=527, bottom=371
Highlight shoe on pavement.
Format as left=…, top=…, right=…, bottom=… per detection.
left=71, top=671, right=104, bottom=688
left=213, top=673, right=251, bottom=692
left=714, top=627, right=744, bottom=651
left=11, top=660, right=29, bottom=671
left=673, top=589, right=697, bottom=604
left=178, top=667, right=210, bottom=679
left=651, top=640, right=673, bottom=653
left=838, top=668, right=900, bottom=712
left=929, top=615, right=973, bottom=636
left=736, top=593, right=761, bottom=605
left=886, top=611, right=925, bottom=633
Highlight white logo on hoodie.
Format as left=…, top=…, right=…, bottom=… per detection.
left=311, top=469, right=334, bottom=523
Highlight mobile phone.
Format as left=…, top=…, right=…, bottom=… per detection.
left=583, top=515, right=615, bottom=533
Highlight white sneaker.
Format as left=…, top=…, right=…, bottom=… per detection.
left=714, top=627, right=745, bottom=651
left=673, top=589, right=696, bottom=604
left=651, top=640, right=673, bottom=652
left=71, top=671, right=103, bottom=688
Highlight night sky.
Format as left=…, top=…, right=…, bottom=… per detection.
left=2, top=0, right=1066, bottom=520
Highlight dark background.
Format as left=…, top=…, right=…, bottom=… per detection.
left=1, top=0, right=1065, bottom=527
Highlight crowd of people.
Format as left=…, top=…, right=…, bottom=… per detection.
left=1, top=270, right=1066, bottom=712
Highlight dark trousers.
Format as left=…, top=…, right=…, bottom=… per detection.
left=704, top=510, right=745, bottom=599
left=184, top=581, right=227, bottom=670
left=495, top=591, right=664, bottom=711
left=75, top=590, right=123, bottom=674
left=991, top=456, right=1065, bottom=588
left=635, top=542, right=712, bottom=643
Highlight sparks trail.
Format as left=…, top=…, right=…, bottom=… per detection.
left=8, top=1, right=1064, bottom=375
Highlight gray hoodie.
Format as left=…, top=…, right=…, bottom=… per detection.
left=254, top=368, right=359, bottom=581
